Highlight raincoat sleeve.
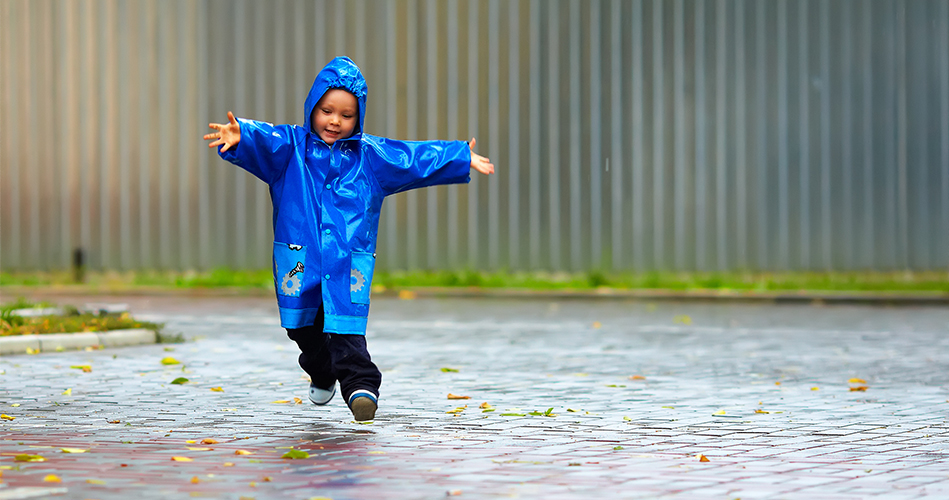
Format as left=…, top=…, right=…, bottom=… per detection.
left=363, top=136, right=471, bottom=196
left=218, top=118, right=296, bottom=185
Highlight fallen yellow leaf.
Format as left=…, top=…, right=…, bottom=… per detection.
left=210, top=387, right=224, bottom=392
left=368, top=451, right=385, bottom=455
left=10, top=403, right=20, bottom=407
left=186, top=440, right=197, bottom=444
left=754, top=409, right=770, bottom=414
left=200, top=438, right=219, bottom=445
left=850, top=386, right=869, bottom=392
left=712, top=410, right=726, bottom=415
left=14, top=454, right=45, bottom=462
left=171, top=456, right=193, bottom=462
left=161, top=357, right=181, bottom=365
left=62, top=388, right=72, bottom=396
left=191, top=476, right=200, bottom=484
left=674, top=315, right=692, bottom=325
left=398, top=290, right=418, bottom=300
left=1, top=414, right=14, bottom=421
left=447, top=393, right=470, bottom=400
left=187, top=447, right=212, bottom=451
left=223, top=462, right=235, bottom=467
left=697, top=454, right=710, bottom=462
left=629, top=375, right=646, bottom=380
left=811, top=387, right=820, bottom=391
left=61, top=448, right=87, bottom=453
left=592, top=321, right=602, bottom=329
left=43, top=474, right=62, bottom=483
left=271, top=400, right=291, bottom=404
left=294, top=397, right=303, bottom=404
left=479, top=402, right=493, bottom=409
left=86, top=479, right=106, bottom=485
left=262, top=476, right=273, bottom=482
left=235, top=450, right=253, bottom=455
left=848, top=378, right=867, bottom=384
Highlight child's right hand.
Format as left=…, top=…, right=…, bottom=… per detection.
left=204, top=111, right=241, bottom=152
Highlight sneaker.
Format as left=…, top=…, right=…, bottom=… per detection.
left=348, top=390, right=378, bottom=421
left=308, top=382, right=336, bottom=405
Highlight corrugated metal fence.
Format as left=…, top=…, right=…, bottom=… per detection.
left=2, top=0, right=948, bottom=273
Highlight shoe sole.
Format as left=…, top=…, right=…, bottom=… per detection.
left=350, top=397, right=377, bottom=421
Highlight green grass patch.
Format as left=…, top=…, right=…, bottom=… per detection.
left=1, top=298, right=163, bottom=337
left=1, top=269, right=946, bottom=293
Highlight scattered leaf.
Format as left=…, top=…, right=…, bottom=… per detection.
left=440, top=367, right=459, bottom=373
left=848, top=378, right=867, bottom=384
left=171, top=456, right=193, bottom=462
left=235, top=450, right=253, bottom=455
left=566, top=408, right=578, bottom=412
left=210, top=387, right=224, bottom=392
left=170, top=377, right=189, bottom=385
left=201, top=438, right=219, bottom=445
left=271, top=400, right=291, bottom=404
left=161, top=357, right=181, bottom=365
left=43, top=474, right=62, bottom=483
left=11, top=403, right=20, bottom=407
left=774, top=381, right=781, bottom=386
left=398, top=290, right=418, bottom=300
left=1, top=414, right=14, bottom=421
left=661, top=406, right=675, bottom=409
left=613, top=446, right=624, bottom=450
left=223, top=462, right=234, bottom=467
left=62, top=388, right=72, bottom=396
left=15, top=454, right=46, bottom=462
left=107, top=420, right=121, bottom=424
left=592, top=321, right=602, bottom=329
left=674, top=315, right=692, bottom=325
left=697, top=454, right=710, bottom=462
left=446, top=405, right=467, bottom=414
left=367, top=451, right=385, bottom=455
left=186, top=440, right=197, bottom=444
left=479, top=402, right=493, bottom=409
left=70, top=365, right=92, bottom=372
left=572, top=373, right=589, bottom=377
left=712, top=410, right=726, bottom=415
left=811, top=387, right=820, bottom=391
left=26, top=347, right=40, bottom=354
left=447, top=393, right=470, bottom=400
left=262, top=476, right=273, bottom=482
left=568, top=462, right=582, bottom=466
left=447, top=490, right=463, bottom=496
left=500, top=413, right=526, bottom=417
left=187, top=447, right=212, bottom=451
left=850, top=386, right=869, bottom=392
left=86, top=479, right=106, bottom=485
left=754, top=409, right=770, bottom=414
left=623, top=416, right=632, bottom=421
left=629, top=375, right=646, bottom=380
left=293, top=397, right=303, bottom=404
left=606, top=384, right=627, bottom=388
left=282, top=448, right=309, bottom=459
left=61, top=448, right=87, bottom=453
left=190, top=476, right=200, bottom=484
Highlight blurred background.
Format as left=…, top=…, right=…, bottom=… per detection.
left=1, top=0, right=947, bottom=275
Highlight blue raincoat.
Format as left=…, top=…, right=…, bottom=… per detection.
left=219, top=57, right=471, bottom=334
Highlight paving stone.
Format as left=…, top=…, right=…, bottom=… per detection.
left=1, top=295, right=947, bottom=498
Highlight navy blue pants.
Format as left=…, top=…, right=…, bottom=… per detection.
left=285, top=305, right=382, bottom=401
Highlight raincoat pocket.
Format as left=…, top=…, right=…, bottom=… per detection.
left=274, top=242, right=307, bottom=297
left=350, top=251, right=375, bottom=304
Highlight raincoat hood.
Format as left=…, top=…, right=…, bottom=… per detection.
left=304, top=56, right=368, bottom=138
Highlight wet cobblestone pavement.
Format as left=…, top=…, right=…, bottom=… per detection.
left=1, top=294, right=948, bottom=499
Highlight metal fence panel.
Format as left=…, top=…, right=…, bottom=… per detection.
left=2, top=0, right=947, bottom=273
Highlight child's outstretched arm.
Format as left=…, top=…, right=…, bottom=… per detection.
left=468, top=138, right=495, bottom=175
left=204, top=111, right=241, bottom=152
left=202, top=111, right=296, bottom=184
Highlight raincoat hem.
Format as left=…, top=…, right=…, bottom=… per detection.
left=279, top=307, right=322, bottom=330
left=324, top=314, right=369, bottom=335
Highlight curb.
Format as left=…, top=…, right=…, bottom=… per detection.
left=0, top=328, right=157, bottom=356
left=375, top=287, right=949, bottom=306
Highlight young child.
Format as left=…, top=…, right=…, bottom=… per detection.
left=203, top=57, right=494, bottom=421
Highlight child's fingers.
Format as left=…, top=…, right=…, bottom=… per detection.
left=469, top=137, right=477, bottom=150
left=219, top=142, right=231, bottom=153
left=227, top=111, right=237, bottom=124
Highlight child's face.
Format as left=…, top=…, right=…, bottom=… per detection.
left=311, top=89, right=358, bottom=145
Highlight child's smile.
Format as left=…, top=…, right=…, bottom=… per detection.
left=311, top=88, right=358, bottom=146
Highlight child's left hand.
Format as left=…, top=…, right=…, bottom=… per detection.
left=469, top=138, right=495, bottom=175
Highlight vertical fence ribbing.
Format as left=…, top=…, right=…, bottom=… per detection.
left=2, top=0, right=946, bottom=274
